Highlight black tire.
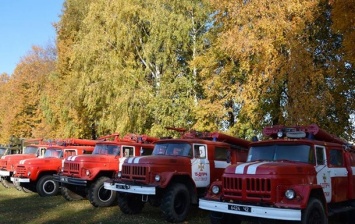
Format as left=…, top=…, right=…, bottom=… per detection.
left=210, top=212, right=241, bottom=224
left=160, top=183, right=190, bottom=223
left=88, top=176, right=117, bottom=207
left=61, top=184, right=84, bottom=201
left=346, top=209, right=355, bottom=224
left=117, top=193, right=145, bottom=214
left=301, top=198, right=328, bottom=224
left=36, top=175, right=59, bottom=197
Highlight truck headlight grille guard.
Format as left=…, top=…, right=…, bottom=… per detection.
left=15, top=165, right=27, bottom=176
left=121, top=165, right=147, bottom=182
left=223, top=177, right=271, bottom=200
left=63, top=162, right=80, bottom=174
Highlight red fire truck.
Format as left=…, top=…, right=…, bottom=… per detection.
left=11, top=138, right=97, bottom=196
left=104, top=130, right=250, bottom=223
left=0, top=139, right=50, bottom=188
left=199, top=124, right=355, bottom=224
left=54, top=134, right=157, bottom=207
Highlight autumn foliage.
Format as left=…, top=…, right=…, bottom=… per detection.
left=0, top=0, right=354, bottom=144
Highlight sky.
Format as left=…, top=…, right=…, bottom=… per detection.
left=0, top=0, right=64, bottom=75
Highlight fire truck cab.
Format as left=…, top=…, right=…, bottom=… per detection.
left=54, top=133, right=157, bottom=207
left=199, top=124, right=355, bottom=224
left=11, top=138, right=96, bottom=196
left=104, top=130, right=250, bottom=223
left=0, top=139, right=49, bottom=188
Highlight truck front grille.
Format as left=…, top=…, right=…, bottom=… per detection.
left=15, top=165, right=26, bottom=176
left=223, top=177, right=271, bottom=200
left=121, top=165, right=147, bottom=182
left=63, top=162, right=80, bottom=175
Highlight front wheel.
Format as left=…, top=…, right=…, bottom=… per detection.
left=88, top=176, right=117, bottom=207
left=117, top=193, right=144, bottom=214
left=36, top=175, right=59, bottom=197
left=160, top=183, right=190, bottom=223
left=301, top=197, right=328, bottom=224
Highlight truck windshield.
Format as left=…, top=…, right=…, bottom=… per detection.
left=0, top=148, right=6, bottom=156
left=247, top=144, right=313, bottom=163
left=153, top=143, right=192, bottom=157
left=23, top=146, right=39, bottom=154
left=43, top=149, right=63, bottom=158
left=93, top=144, right=120, bottom=155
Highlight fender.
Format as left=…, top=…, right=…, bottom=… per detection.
left=158, top=171, right=197, bottom=190
left=28, top=166, right=40, bottom=181
left=78, top=156, right=119, bottom=181
left=274, top=183, right=326, bottom=210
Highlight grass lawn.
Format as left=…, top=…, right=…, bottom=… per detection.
left=0, top=184, right=347, bottom=224
left=0, top=185, right=209, bottom=224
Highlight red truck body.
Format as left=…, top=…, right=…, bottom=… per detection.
left=104, top=130, right=250, bottom=223
left=10, top=138, right=97, bottom=196
left=54, top=134, right=157, bottom=207
left=199, top=124, right=355, bottom=224
left=0, top=139, right=50, bottom=188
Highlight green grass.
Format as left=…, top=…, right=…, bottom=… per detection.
left=0, top=185, right=209, bottom=224
left=0, top=184, right=347, bottom=224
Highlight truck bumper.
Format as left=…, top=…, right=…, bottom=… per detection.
left=53, top=174, right=87, bottom=186
left=104, top=182, right=156, bottom=195
left=11, top=177, right=30, bottom=183
left=199, top=199, right=301, bottom=221
left=0, top=170, right=10, bottom=177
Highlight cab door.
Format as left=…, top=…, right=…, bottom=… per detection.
left=328, top=148, right=348, bottom=202
left=315, top=145, right=332, bottom=202
left=119, top=146, right=134, bottom=170
left=191, top=144, right=210, bottom=187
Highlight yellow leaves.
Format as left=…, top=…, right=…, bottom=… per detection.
left=0, top=45, right=57, bottom=142
left=0, top=0, right=353, bottom=142
left=330, top=0, right=355, bottom=63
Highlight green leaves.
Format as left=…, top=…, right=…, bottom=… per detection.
left=0, top=0, right=354, bottom=142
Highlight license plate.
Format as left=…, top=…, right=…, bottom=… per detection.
left=228, top=205, right=251, bottom=213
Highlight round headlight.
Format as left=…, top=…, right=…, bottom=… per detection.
left=285, top=189, right=295, bottom=199
left=13, top=171, right=16, bottom=175
left=117, top=171, right=122, bottom=178
left=27, top=171, right=31, bottom=177
left=211, top=185, right=220, bottom=194
left=155, top=175, right=161, bottom=182
left=277, top=131, right=283, bottom=138
left=85, top=170, right=91, bottom=176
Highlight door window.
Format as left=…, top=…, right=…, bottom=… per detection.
left=315, top=146, right=325, bottom=165
left=194, top=145, right=206, bottom=159
left=329, top=149, right=343, bottom=167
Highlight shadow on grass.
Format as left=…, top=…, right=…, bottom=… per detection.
left=0, top=184, right=348, bottom=224
left=0, top=185, right=209, bottom=224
